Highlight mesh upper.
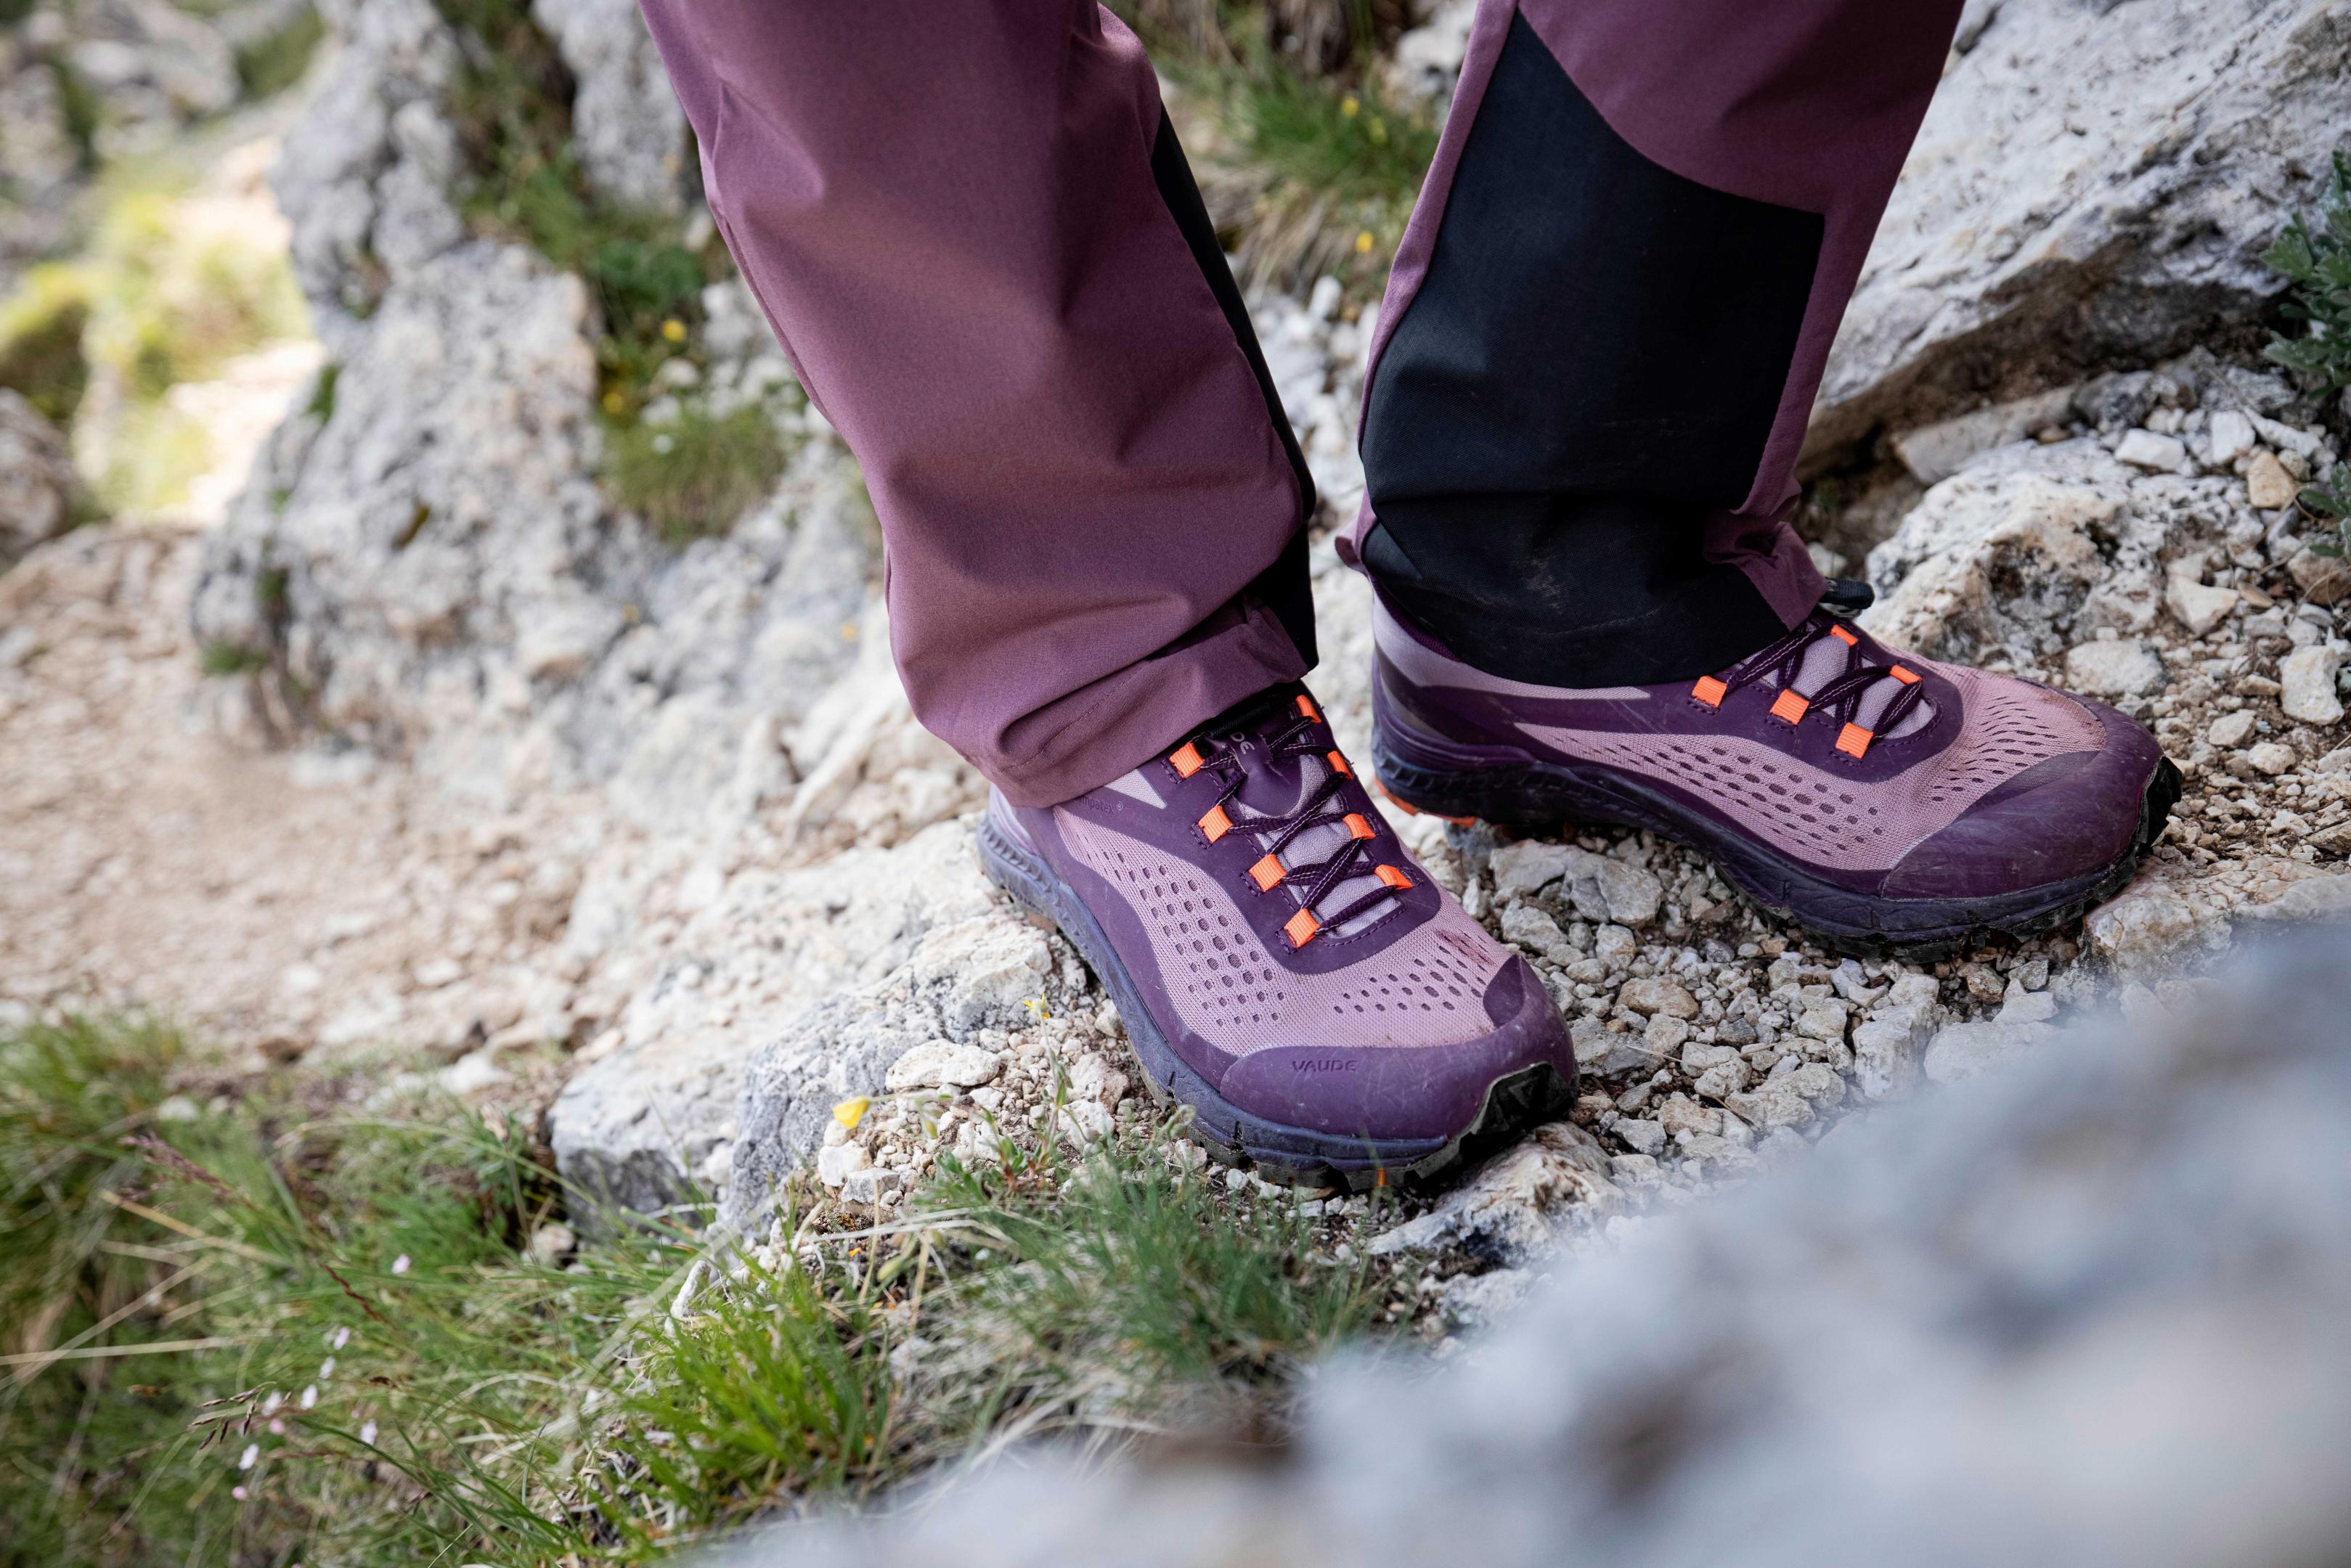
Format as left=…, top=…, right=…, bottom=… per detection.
left=1518, top=662, right=2102, bottom=871
left=1055, top=811, right=1506, bottom=1055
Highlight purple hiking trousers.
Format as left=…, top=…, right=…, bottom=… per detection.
left=634, top=0, right=1965, bottom=807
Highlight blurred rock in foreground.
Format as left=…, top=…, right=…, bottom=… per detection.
left=704, top=931, right=2351, bottom=1568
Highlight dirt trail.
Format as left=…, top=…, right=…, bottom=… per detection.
left=0, top=526, right=593, bottom=1070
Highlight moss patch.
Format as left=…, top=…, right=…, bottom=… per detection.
left=232, top=3, right=327, bottom=99
left=0, top=266, right=93, bottom=425
left=605, top=402, right=789, bottom=543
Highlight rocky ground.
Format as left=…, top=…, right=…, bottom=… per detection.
left=5, top=0, right=2351, bottom=1330
left=720, top=936, right=2351, bottom=1568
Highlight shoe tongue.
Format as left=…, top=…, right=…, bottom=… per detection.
left=1216, top=707, right=1397, bottom=939
left=1228, top=727, right=1313, bottom=816
left=1759, top=621, right=1936, bottom=738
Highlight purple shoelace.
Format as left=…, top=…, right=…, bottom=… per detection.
left=1186, top=695, right=1407, bottom=939
left=1706, top=613, right=1929, bottom=754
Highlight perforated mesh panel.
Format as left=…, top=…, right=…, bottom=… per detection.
left=1519, top=661, right=2101, bottom=871
left=1056, top=813, right=1506, bottom=1055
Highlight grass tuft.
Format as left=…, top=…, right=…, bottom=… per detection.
left=1140, top=6, right=1440, bottom=290
left=2267, top=150, right=2351, bottom=399
left=605, top=404, right=789, bottom=542
left=0, top=1018, right=1416, bottom=1564
left=197, top=640, right=270, bottom=677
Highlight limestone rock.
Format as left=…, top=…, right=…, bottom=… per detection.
left=2286, top=547, right=2351, bottom=608
left=2207, top=711, right=2257, bottom=749
left=1489, top=841, right=1576, bottom=900
left=1491, top=839, right=1661, bottom=928
left=2063, top=638, right=2164, bottom=698
left=1499, top=904, right=1570, bottom=962
left=1862, top=445, right=2134, bottom=666
left=718, top=853, right=1077, bottom=1228
left=550, top=820, right=1024, bottom=1220
left=2246, top=450, right=2299, bottom=510
left=2207, top=409, right=2257, bottom=466
left=0, top=391, right=77, bottom=568
left=2085, top=870, right=2232, bottom=975
left=2280, top=646, right=2344, bottom=727
left=2247, top=741, right=2297, bottom=777
left=1618, top=978, right=1698, bottom=1020
left=1889, top=386, right=2077, bottom=485
left=1570, top=1016, right=1658, bottom=1079
left=2163, top=559, right=2238, bottom=637
left=2114, top=430, right=2188, bottom=474
left=266, top=0, right=466, bottom=339
left=1367, top=1122, right=1621, bottom=1262
left=883, top=1039, right=1006, bottom=1093
left=1850, top=995, right=1939, bottom=1102
left=531, top=0, right=690, bottom=213
left=1809, top=0, right=2351, bottom=462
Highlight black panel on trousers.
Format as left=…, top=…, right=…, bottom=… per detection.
left=1361, top=500, right=1789, bottom=687
left=1359, top=14, right=1822, bottom=686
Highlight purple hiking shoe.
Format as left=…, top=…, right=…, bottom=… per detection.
left=1369, top=596, right=2183, bottom=957
left=977, top=684, right=1577, bottom=1188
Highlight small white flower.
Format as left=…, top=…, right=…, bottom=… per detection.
left=261, top=1392, right=282, bottom=1416
left=232, top=1485, right=248, bottom=1501
left=268, top=1418, right=286, bottom=1435
left=391, top=1255, right=410, bottom=1275
left=319, top=1357, right=335, bottom=1380
left=359, top=1421, right=378, bottom=1446
left=332, top=1326, right=350, bottom=1350
left=238, top=1444, right=258, bottom=1471
left=300, top=1385, right=318, bottom=1410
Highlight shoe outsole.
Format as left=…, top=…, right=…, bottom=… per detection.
left=976, top=816, right=1576, bottom=1191
left=1372, top=738, right=2185, bottom=963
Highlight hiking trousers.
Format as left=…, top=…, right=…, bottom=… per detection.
left=634, top=0, right=1965, bottom=806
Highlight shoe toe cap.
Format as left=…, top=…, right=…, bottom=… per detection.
left=1213, top=955, right=1576, bottom=1142
left=1881, top=701, right=2166, bottom=900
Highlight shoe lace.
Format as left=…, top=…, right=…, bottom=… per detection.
left=1175, top=695, right=1409, bottom=945
left=1698, top=613, right=1928, bottom=759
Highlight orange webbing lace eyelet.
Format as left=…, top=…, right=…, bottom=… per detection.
left=1327, top=749, right=1352, bottom=777
left=1890, top=665, right=1921, bottom=685
left=1284, top=908, right=1321, bottom=947
left=1375, top=865, right=1413, bottom=890
left=1835, top=722, right=1873, bottom=759
left=1769, top=690, right=1810, bottom=725
left=1296, top=695, right=1320, bottom=722
left=1169, top=742, right=1205, bottom=777
left=1829, top=624, right=1858, bottom=646
left=1249, top=853, right=1284, bottom=891
left=1199, top=804, right=1231, bottom=842
left=1345, top=812, right=1376, bottom=840
left=1692, top=676, right=1728, bottom=708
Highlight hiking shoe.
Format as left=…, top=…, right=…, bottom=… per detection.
left=977, top=683, right=1577, bottom=1188
left=1369, top=595, right=2182, bottom=957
